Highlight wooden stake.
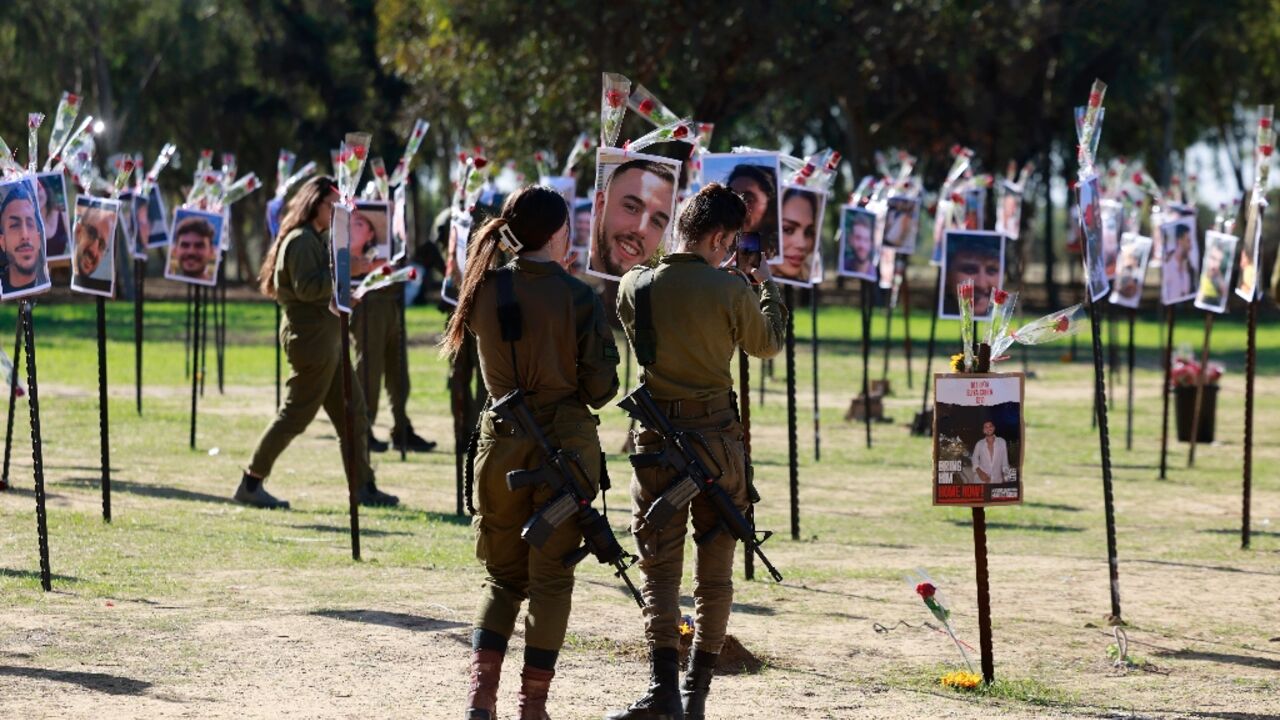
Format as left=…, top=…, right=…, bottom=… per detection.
left=96, top=297, right=112, bottom=523
left=339, top=313, right=362, bottom=562
left=1243, top=296, right=1258, bottom=549
left=785, top=286, right=799, bottom=541
left=20, top=301, right=51, bottom=591
left=1187, top=312, right=1214, bottom=467
left=1159, top=305, right=1175, bottom=479
left=1088, top=299, right=1123, bottom=621
left=972, top=507, right=994, bottom=684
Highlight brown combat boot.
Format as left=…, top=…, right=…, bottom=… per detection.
left=465, top=648, right=504, bottom=720
left=517, top=665, right=555, bottom=719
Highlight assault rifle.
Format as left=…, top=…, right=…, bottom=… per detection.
left=618, top=384, right=783, bottom=582
left=491, top=389, right=643, bottom=608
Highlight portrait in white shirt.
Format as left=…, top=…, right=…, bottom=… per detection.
left=971, top=420, right=1010, bottom=484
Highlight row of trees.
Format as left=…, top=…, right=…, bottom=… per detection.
left=2, top=0, right=1277, bottom=289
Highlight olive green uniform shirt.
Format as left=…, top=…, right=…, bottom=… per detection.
left=468, top=257, right=620, bottom=410
left=616, top=253, right=788, bottom=400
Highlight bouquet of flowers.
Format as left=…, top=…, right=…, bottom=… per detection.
left=354, top=264, right=418, bottom=301
left=906, top=570, right=975, bottom=675
left=1170, top=354, right=1224, bottom=388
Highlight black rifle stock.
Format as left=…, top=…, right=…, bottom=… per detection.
left=490, top=389, right=643, bottom=607
left=618, top=384, right=784, bottom=582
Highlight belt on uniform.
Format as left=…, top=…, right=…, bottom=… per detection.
left=657, top=393, right=735, bottom=419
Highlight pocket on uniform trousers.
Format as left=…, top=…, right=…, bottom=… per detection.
left=471, top=514, right=489, bottom=562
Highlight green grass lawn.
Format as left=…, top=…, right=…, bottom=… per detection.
left=0, top=295, right=1277, bottom=718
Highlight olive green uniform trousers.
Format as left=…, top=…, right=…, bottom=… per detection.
left=630, top=399, right=749, bottom=655
left=472, top=401, right=602, bottom=651
left=351, top=285, right=411, bottom=437
left=248, top=313, right=374, bottom=485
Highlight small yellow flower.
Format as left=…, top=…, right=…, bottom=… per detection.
left=678, top=619, right=694, bottom=637
left=949, top=353, right=965, bottom=372
left=939, top=670, right=982, bottom=691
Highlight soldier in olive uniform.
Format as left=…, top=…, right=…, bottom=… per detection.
left=351, top=282, right=437, bottom=454
left=606, top=183, right=786, bottom=720
left=443, top=186, right=619, bottom=720
left=236, top=176, right=400, bottom=509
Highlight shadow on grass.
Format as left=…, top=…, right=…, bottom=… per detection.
left=0, top=486, right=67, bottom=501
left=1154, top=648, right=1280, bottom=671
left=310, top=609, right=469, bottom=633
left=1022, top=502, right=1083, bottom=513
left=1129, top=558, right=1280, bottom=577
left=0, top=665, right=152, bottom=695
left=1199, top=527, right=1280, bottom=539
left=310, top=507, right=472, bottom=526
left=289, top=523, right=412, bottom=538
left=945, top=519, right=1084, bottom=533
left=0, top=568, right=80, bottom=584
left=55, top=477, right=236, bottom=505
left=1189, top=713, right=1280, bottom=720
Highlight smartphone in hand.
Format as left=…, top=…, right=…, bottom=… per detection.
left=736, top=232, right=762, bottom=272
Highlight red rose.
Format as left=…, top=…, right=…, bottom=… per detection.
left=381, top=265, right=393, bottom=276
left=672, top=124, right=689, bottom=139
left=473, top=157, right=488, bottom=169
left=1132, top=173, right=1144, bottom=184
left=201, top=149, right=212, bottom=158
left=605, top=89, right=625, bottom=109
left=949, top=144, right=961, bottom=156
left=582, top=138, right=592, bottom=149
left=993, top=289, right=1009, bottom=304
left=353, top=145, right=367, bottom=161
left=958, top=283, right=974, bottom=300
left=950, top=192, right=963, bottom=203
left=414, top=127, right=425, bottom=138
left=915, top=582, right=936, bottom=599
left=637, top=98, right=655, bottom=115
left=375, top=166, right=386, bottom=177
left=534, top=151, right=545, bottom=162
left=1054, top=316, right=1070, bottom=333
left=1088, top=91, right=1102, bottom=108
left=1263, top=145, right=1274, bottom=158
left=204, top=175, right=216, bottom=185
left=14, top=387, right=24, bottom=398
left=407, top=268, right=418, bottom=281
left=246, top=177, right=257, bottom=191
left=1261, top=118, right=1273, bottom=130
left=66, top=93, right=78, bottom=104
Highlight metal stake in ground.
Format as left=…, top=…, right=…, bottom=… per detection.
left=2, top=315, right=21, bottom=487
left=189, top=288, right=202, bottom=449
left=199, top=284, right=209, bottom=397
left=20, top=301, right=51, bottom=591
left=1187, top=312, right=1214, bottom=467
left=1126, top=308, right=1136, bottom=451
left=972, top=506, right=995, bottom=684
left=1159, top=305, right=1175, bottom=479
left=96, top=296, right=112, bottom=523
left=740, top=349, right=754, bottom=581
left=217, top=264, right=227, bottom=394
left=914, top=267, right=943, bottom=436
left=398, top=284, right=409, bottom=461
left=860, top=280, right=873, bottom=448
left=184, top=284, right=192, bottom=379
left=784, top=286, right=799, bottom=541
left=880, top=278, right=895, bottom=385
left=811, top=286, right=820, bottom=462
left=274, top=303, right=282, bottom=410
left=339, top=313, right=362, bottom=561
left=902, top=269, right=913, bottom=389
left=134, top=258, right=144, bottom=415
left=1087, top=298, right=1123, bottom=621
left=1242, top=295, right=1258, bottom=549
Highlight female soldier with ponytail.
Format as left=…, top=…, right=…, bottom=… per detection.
left=236, top=175, right=399, bottom=509
left=442, top=186, right=619, bottom=720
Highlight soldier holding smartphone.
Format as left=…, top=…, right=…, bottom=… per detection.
left=608, top=183, right=786, bottom=720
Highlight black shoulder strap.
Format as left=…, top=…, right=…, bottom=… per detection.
left=494, top=266, right=524, bottom=391
left=633, top=267, right=657, bottom=366
left=495, top=267, right=522, bottom=342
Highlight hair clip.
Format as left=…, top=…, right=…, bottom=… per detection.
left=498, top=223, right=524, bottom=253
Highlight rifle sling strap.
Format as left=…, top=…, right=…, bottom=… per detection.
left=633, top=267, right=657, bottom=367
